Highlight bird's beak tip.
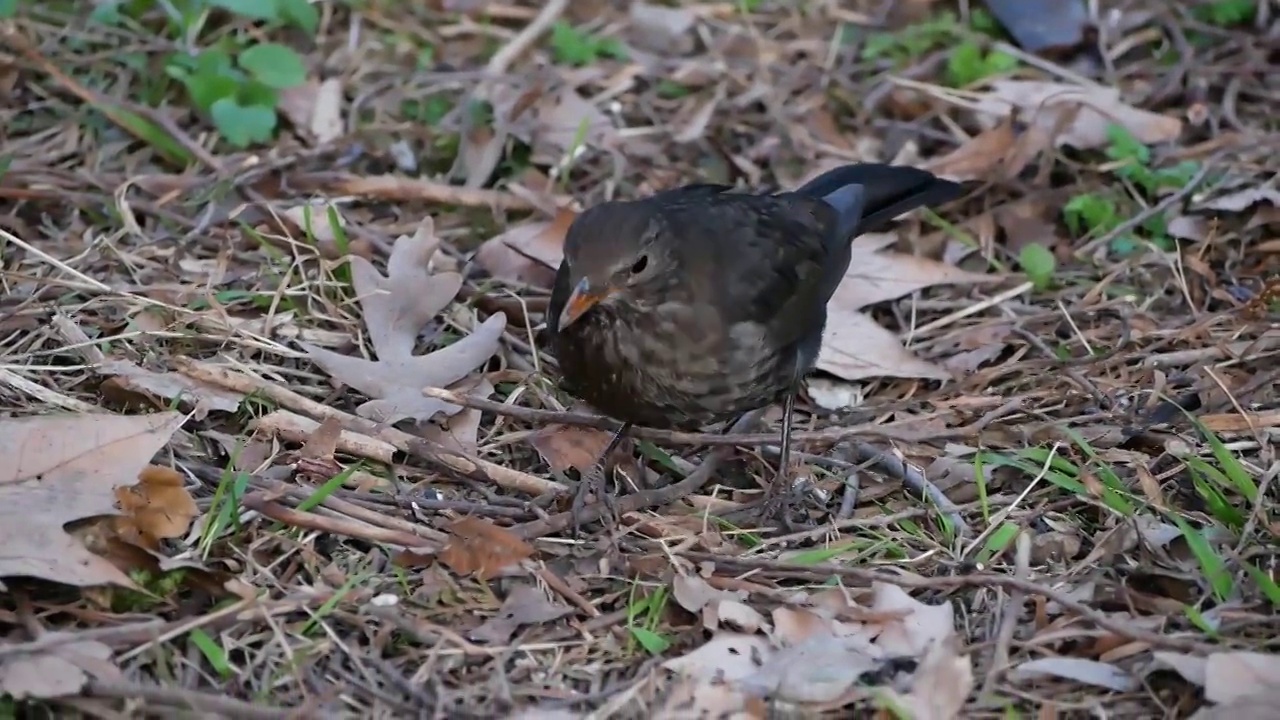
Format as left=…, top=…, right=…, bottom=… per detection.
left=558, top=279, right=611, bottom=329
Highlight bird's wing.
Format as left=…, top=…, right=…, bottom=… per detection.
left=661, top=193, right=836, bottom=353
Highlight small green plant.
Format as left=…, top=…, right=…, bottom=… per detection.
left=1018, top=242, right=1057, bottom=291
left=1063, top=124, right=1203, bottom=255
left=549, top=21, right=627, bottom=66
left=1193, top=0, right=1256, bottom=26
left=626, top=584, right=672, bottom=655
left=946, top=41, right=1018, bottom=87
left=93, top=0, right=314, bottom=148
left=860, top=10, right=1003, bottom=65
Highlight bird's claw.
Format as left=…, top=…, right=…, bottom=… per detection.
left=570, top=462, right=618, bottom=539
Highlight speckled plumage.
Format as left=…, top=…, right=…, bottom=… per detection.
left=547, top=163, right=963, bottom=432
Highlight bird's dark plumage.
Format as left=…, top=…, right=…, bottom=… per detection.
left=546, top=163, right=963, bottom=432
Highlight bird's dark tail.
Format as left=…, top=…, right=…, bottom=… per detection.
left=793, top=163, right=964, bottom=242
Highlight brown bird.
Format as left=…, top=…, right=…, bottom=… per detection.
left=546, top=163, right=963, bottom=522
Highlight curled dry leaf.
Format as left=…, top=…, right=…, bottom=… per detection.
left=0, top=411, right=185, bottom=587
left=301, top=218, right=507, bottom=425
left=968, top=80, right=1183, bottom=151
left=474, top=207, right=578, bottom=288
left=469, top=584, right=573, bottom=645
left=529, top=422, right=615, bottom=473
left=111, top=465, right=199, bottom=551
left=278, top=78, right=345, bottom=145
left=817, top=234, right=996, bottom=382
left=655, top=677, right=765, bottom=720
left=1008, top=657, right=1137, bottom=692
left=439, top=516, right=535, bottom=580
left=923, top=111, right=1052, bottom=183
left=882, top=637, right=974, bottom=720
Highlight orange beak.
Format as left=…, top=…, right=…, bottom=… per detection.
left=558, top=278, right=614, bottom=329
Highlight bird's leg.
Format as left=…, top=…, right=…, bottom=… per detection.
left=571, top=422, right=630, bottom=538
left=758, top=392, right=799, bottom=529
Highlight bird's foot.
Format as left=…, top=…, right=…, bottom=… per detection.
left=570, top=462, right=618, bottom=539
left=757, top=469, right=801, bottom=532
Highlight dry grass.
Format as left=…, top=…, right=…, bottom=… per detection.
left=0, top=0, right=1277, bottom=718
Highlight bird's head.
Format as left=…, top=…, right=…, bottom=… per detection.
left=555, top=200, right=672, bottom=330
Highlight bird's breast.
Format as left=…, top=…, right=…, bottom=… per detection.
left=552, top=302, right=797, bottom=427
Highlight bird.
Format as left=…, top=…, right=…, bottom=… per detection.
left=545, top=162, right=964, bottom=525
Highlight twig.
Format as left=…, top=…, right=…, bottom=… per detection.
left=513, top=411, right=764, bottom=539
left=289, top=172, right=564, bottom=211
left=421, top=386, right=950, bottom=445
left=982, top=530, right=1030, bottom=696
left=84, top=681, right=320, bottom=720
left=841, top=441, right=973, bottom=537
left=176, top=359, right=565, bottom=496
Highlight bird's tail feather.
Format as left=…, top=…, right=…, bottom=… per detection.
left=794, top=163, right=964, bottom=241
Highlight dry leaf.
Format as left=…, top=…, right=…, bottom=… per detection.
left=662, top=632, right=773, bottom=682
left=969, top=80, right=1183, bottom=151
left=817, top=234, right=995, bottom=382
left=111, top=465, right=198, bottom=551
left=0, top=634, right=122, bottom=700
left=655, top=677, right=764, bottom=720
left=628, top=2, right=697, bottom=55
left=739, top=633, right=881, bottom=704
left=866, top=582, right=956, bottom=656
left=421, top=378, right=493, bottom=454
left=491, top=78, right=620, bottom=166
left=301, top=218, right=507, bottom=425
left=469, top=584, right=572, bottom=644
left=278, top=78, right=345, bottom=144
left=438, top=516, right=535, bottom=580
left=474, top=207, right=578, bottom=288
left=456, top=125, right=507, bottom=188
left=883, top=637, right=974, bottom=720
left=97, top=360, right=243, bottom=420
left=0, top=411, right=185, bottom=586
left=529, top=423, right=614, bottom=473
left=923, top=113, right=1052, bottom=183
left=1008, top=657, right=1137, bottom=692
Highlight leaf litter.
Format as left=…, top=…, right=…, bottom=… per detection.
left=1, top=0, right=1278, bottom=718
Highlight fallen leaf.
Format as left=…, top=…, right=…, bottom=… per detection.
left=968, top=80, right=1183, bottom=151
left=278, top=78, right=345, bottom=144
left=474, top=207, right=578, bottom=288
left=469, top=584, right=572, bottom=644
left=1008, top=657, right=1137, bottom=692
left=866, top=582, right=956, bottom=656
left=529, top=423, right=614, bottom=473
left=1196, top=185, right=1280, bottom=213
left=654, top=677, right=764, bottom=720
left=491, top=78, right=620, bottom=166
left=0, top=635, right=123, bottom=700
left=923, top=112, right=1051, bottom=182
left=628, top=2, right=697, bottom=55
left=298, top=416, right=343, bottom=460
left=438, top=516, right=535, bottom=580
left=662, top=632, right=772, bottom=682
left=817, top=234, right=996, bottom=382
left=883, top=637, right=974, bottom=720
left=97, top=362, right=243, bottom=420
left=421, top=378, right=493, bottom=454
left=0, top=411, right=185, bottom=586
left=301, top=218, right=507, bottom=425
left=1190, top=691, right=1280, bottom=720
left=1202, top=651, right=1280, bottom=704
left=111, top=465, right=199, bottom=551
left=739, top=632, right=881, bottom=703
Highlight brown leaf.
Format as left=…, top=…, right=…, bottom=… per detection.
left=97, top=360, right=243, bottom=420
left=0, top=411, right=185, bottom=587
left=528, top=423, right=614, bottom=473
left=301, top=218, right=507, bottom=425
left=439, top=516, right=535, bottom=580
left=469, top=584, right=572, bottom=644
left=278, top=78, right=345, bottom=145
left=299, top=416, right=343, bottom=460
left=883, top=637, right=974, bottom=720
left=473, top=207, right=578, bottom=288
left=111, top=465, right=199, bottom=551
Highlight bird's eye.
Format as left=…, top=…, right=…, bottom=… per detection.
left=629, top=255, right=649, bottom=275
